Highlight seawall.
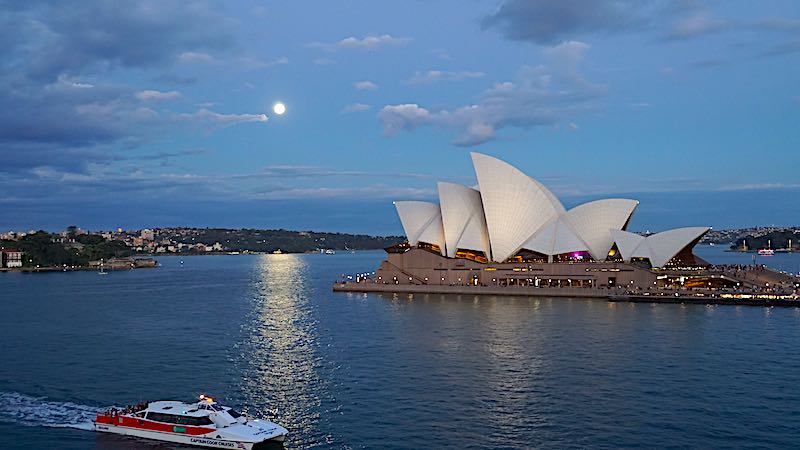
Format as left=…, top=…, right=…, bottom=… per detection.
left=333, top=282, right=800, bottom=307
left=333, top=282, right=610, bottom=298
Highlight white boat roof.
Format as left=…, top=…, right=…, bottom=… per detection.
left=147, top=400, right=226, bottom=417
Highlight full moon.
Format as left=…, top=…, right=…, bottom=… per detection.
left=273, top=102, right=286, bottom=115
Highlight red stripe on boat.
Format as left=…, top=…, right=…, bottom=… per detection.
left=96, top=414, right=214, bottom=435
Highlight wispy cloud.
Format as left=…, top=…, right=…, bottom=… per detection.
left=4, top=164, right=442, bottom=204
left=715, top=182, right=800, bottom=192
left=135, top=149, right=209, bottom=161
left=690, top=59, right=726, bottom=70
left=237, top=56, right=289, bottom=70
left=760, top=41, right=800, bottom=57
left=252, top=185, right=434, bottom=200
left=482, top=0, right=654, bottom=44
left=662, top=10, right=800, bottom=44
left=48, top=75, right=94, bottom=90
left=353, top=80, right=378, bottom=91
left=408, top=70, right=485, bottom=85
left=258, top=165, right=443, bottom=181
left=169, top=52, right=287, bottom=71
left=341, top=103, right=371, bottom=114
left=380, top=41, right=605, bottom=146
left=665, top=12, right=727, bottom=40
left=308, top=34, right=411, bottom=52
left=177, top=51, right=217, bottom=64
left=135, top=90, right=181, bottom=101
left=178, top=108, right=267, bottom=126
left=431, top=49, right=452, bottom=61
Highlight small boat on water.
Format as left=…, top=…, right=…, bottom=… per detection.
left=758, top=248, right=775, bottom=256
left=95, top=395, right=287, bottom=449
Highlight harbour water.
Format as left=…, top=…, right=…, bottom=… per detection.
left=2, top=246, right=800, bottom=449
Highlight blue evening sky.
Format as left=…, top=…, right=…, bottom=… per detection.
left=1, top=1, right=798, bottom=234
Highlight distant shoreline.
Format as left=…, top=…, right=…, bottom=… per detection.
left=0, top=266, right=154, bottom=273
left=143, top=249, right=364, bottom=257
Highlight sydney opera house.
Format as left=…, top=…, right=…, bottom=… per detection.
left=339, top=152, right=721, bottom=296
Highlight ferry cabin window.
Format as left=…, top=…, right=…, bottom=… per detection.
left=146, top=412, right=213, bottom=426
left=227, top=408, right=242, bottom=419
left=179, top=415, right=214, bottom=426
left=146, top=412, right=175, bottom=423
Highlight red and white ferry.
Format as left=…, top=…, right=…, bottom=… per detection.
left=95, top=395, right=287, bottom=449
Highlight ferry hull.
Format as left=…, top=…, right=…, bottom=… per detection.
left=95, top=422, right=284, bottom=449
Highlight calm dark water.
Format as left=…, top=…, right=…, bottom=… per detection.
left=2, top=247, right=800, bottom=449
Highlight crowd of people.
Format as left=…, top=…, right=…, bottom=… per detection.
left=104, top=402, right=149, bottom=416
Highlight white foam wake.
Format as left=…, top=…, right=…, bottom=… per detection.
left=0, top=391, right=103, bottom=431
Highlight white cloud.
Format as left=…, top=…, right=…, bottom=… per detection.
left=716, top=182, right=800, bottom=192
left=431, top=49, right=452, bottom=61
left=379, top=41, right=604, bottom=146
left=238, top=56, right=289, bottom=70
left=354, top=80, right=378, bottom=91
left=179, top=108, right=268, bottom=125
left=46, top=74, right=94, bottom=90
left=253, top=185, right=433, bottom=200
left=666, top=12, right=727, bottom=40
left=408, top=70, right=485, bottom=85
left=309, top=34, right=411, bottom=52
left=341, top=103, right=371, bottom=114
left=378, top=104, right=432, bottom=135
left=135, top=90, right=181, bottom=101
left=177, top=51, right=217, bottom=64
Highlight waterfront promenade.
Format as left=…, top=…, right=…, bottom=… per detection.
left=334, top=280, right=800, bottom=306
left=334, top=260, right=800, bottom=307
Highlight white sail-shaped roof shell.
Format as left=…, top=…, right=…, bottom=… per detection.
left=391, top=152, right=707, bottom=267
left=522, top=216, right=588, bottom=256
left=610, top=230, right=645, bottom=262
left=471, top=152, right=563, bottom=262
left=438, top=182, right=491, bottom=258
left=566, top=199, right=639, bottom=260
left=394, top=201, right=446, bottom=255
left=611, top=227, right=709, bottom=268
left=644, top=227, right=709, bottom=267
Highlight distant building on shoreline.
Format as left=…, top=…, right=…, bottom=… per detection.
left=0, top=248, right=23, bottom=268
